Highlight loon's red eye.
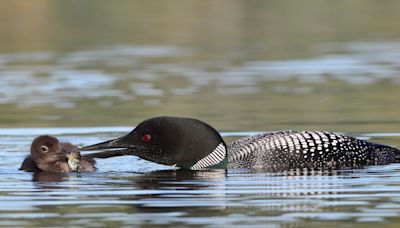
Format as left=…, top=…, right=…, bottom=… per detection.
left=141, top=133, right=152, bottom=142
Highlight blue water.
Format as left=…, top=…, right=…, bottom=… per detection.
left=2, top=129, right=400, bottom=227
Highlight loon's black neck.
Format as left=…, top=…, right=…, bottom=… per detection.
left=82, top=116, right=228, bottom=170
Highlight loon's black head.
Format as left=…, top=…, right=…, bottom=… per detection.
left=81, top=116, right=227, bottom=169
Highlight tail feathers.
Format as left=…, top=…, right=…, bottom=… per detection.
left=20, top=156, right=40, bottom=172
left=371, top=143, right=400, bottom=164
left=389, top=145, right=400, bottom=162
left=395, top=152, right=400, bottom=162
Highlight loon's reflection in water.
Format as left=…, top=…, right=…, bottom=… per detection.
left=78, top=168, right=375, bottom=214
left=6, top=162, right=400, bottom=225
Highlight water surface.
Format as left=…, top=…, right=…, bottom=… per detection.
left=1, top=1, right=400, bottom=227
left=1, top=129, right=400, bottom=227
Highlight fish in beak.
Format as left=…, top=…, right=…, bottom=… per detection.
left=67, top=153, right=81, bottom=171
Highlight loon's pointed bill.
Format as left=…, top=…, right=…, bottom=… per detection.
left=81, top=116, right=228, bottom=170
left=81, top=136, right=140, bottom=158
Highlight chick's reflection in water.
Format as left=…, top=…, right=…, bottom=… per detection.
left=31, top=172, right=68, bottom=182
left=20, top=135, right=96, bottom=173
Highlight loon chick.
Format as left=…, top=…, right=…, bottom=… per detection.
left=20, top=135, right=96, bottom=173
left=81, top=116, right=400, bottom=170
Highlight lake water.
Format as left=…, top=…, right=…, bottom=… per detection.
left=2, top=130, right=400, bottom=227
left=2, top=1, right=400, bottom=227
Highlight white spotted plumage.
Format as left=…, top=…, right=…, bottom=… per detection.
left=227, top=130, right=400, bottom=170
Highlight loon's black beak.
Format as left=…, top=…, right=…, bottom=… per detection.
left=81, top=136, right=140, bottom=159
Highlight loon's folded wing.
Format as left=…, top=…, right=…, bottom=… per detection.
left=227, top=131, right=400, bottom=170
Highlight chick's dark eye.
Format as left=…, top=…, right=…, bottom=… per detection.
left=41, top=145, right=49, bottom=152
left=141, top=133, right=151, bottom=142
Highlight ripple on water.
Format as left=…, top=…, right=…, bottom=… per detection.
left=2, top=42, right=400, bottom=108
left=1, top=130, right=400, bottom=226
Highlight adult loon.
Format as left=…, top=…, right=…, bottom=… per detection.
left=81, top=116, right=400, bottom=171
left=20, top=135, right=96, bottom=173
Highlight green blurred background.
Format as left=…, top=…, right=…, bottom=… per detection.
left=1, top=0, right=400, bottom=132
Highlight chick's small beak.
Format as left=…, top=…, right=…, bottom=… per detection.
left=67, top=154, right=81, bottom=171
